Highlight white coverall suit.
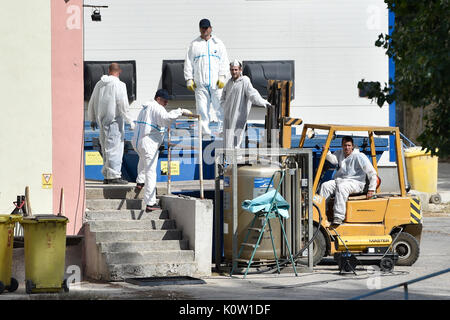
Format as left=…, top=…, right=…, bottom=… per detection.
left=319, top=149, right=377, bottom=221
left=131, top=100, right=184, bottom=206
left=87, top=75, right=135, bottom=180
left=184, top=35, right=229, bottom=135
left=220, top=75, right=271, bottom=150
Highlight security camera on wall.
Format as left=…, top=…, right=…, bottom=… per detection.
left=91, top=9, right=101, bottom=21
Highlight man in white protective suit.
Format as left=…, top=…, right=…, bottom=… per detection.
left=319, top=136, right=378, bottom=225
left=184, top=18, right=229, bottom=137
left=132, top=89, right=192, bottom=212
left=220, top=59, right=271, bottom=151
left=87, top=63, right=135, bottom=184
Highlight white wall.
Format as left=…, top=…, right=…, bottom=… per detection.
left=0, top=1, right=53, bottom=213
left=84, top=0, right=389, bottom=133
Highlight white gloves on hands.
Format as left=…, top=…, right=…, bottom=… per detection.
left=129, top=121, right=136, bottom=130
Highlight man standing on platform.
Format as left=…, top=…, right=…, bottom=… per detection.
left=184, top=18, right=229, bottom=137
left=220, top=59, right=271, bottom=150
left=87, top=62, right=135, bottom=184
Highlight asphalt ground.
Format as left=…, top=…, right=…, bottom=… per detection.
left=1, top=162, right=448, bottom=316
left=2, top=213, right=448, bottom=302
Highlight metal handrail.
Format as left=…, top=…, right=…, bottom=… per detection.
left=350, top=267, right=450, bottom=300
left=167, top=114, right=204, bottom=199
left=400, top=132, right=416, bottom=149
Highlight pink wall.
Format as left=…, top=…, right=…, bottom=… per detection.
left=51, top=0, right=85, bottom=235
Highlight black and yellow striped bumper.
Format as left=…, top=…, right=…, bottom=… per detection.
left=410, top=198, right=422, bottom=224
left=283, top=117, right=303, bottom=126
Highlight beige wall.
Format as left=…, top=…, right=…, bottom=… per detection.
left=0, top=1, right=53, bottom=213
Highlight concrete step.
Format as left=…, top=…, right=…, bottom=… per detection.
left=99, top=240, right=189, bottom=253
left=85, top=209, right=169, bottom=221
left=85, top=181, right=215, bottom=200
left=87, top=219, right=176, bottom=231
left=108, top=262, right=197, bottom=281
left=86, top=186, right=144, bottom=200
left=94, top=229, right=182, bottom=242
left=105, top=250, right=195, bottom=265
left=86, top=199, right=144, bottom=210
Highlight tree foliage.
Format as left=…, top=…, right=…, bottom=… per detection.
left=364, top=0, right=449, bottom=157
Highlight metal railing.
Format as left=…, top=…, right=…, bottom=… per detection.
left=166, top=114, right=203, bottom=199
left=214, top=148, right=314, bottom=273
left=400, top=132, right=416, bottom=149
left=350, top=267, right=450, bottom=300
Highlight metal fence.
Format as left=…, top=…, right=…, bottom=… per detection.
left=350, top=267, right=450, bottom=300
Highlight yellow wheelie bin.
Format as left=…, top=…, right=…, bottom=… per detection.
left=404, top=147, right=440, bottom=203
left=0, top=214, right=22, bottom=294
left=21, top=215, right=69, bottom=294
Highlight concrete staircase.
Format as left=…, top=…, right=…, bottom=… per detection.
left=83, top=185, right=196, bottom=281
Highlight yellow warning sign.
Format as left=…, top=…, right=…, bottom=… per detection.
left=42, top=173, right=53, bottom=189
left=85, top=151, right=104, bottom=166
left=160, top=161, right=180, bottom=176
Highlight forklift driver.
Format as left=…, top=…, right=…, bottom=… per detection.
left=319, top=136, right=378, bottom=226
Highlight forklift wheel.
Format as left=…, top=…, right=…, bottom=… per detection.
left=6, top=278, right=19, bottom=292
left=25, top=280, right=34, bottom=294
left=380, top=257, right=394, bottom=272
left=62, top=279, right=69, bottom=293
left=392, top=232, right=420, bottom=266
left=297, top=225, right=326, bottom=266
left=430, top=193, right=441, bottom=204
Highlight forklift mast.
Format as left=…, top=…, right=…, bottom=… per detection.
left=265, top=80, right=302, bottom=149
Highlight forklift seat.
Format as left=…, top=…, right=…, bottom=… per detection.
left=348, top=175, right=381, bottom=199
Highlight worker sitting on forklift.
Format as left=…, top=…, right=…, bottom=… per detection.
left=319, top=136, right=377, bottom=226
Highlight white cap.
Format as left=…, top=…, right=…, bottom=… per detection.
left=230, top=59, right=242, bottom=67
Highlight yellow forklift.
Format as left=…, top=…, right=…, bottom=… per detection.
left=297, top=124, right=423, bottom=270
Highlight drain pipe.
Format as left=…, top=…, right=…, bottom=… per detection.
left=197, top=114, right=204, bottom=199
left=400, top=139, right=410, bottom=192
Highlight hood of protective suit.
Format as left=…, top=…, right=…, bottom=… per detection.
left=231, top=75, right=244, bottom=83
left=87, top=74, right=133, bottom=127
left=142, top=100, right=155, bottom=108
left=97, top=75, right=119, bottom=86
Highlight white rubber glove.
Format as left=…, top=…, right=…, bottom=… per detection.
left=186, top=79, right=196, bottom=92
left=181, top=108, right=193, bottom=116
left=129, top=121, right=136, bottom=130
left=217, top=75, right=226, bottom=89
left=264, top=100, right=272, bottom=107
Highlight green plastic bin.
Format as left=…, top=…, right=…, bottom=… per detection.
left=21, top=215, right=69, bottom=294
left=0, top=214, right=22, bottom=294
